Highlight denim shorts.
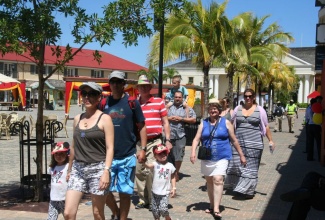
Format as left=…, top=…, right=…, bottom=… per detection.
left=67, top=160, right=109, bottom=195
left=109, top=154, right=136, bottom=195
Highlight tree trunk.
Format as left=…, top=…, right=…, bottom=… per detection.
left=258, top=81, right=262, bottom=107
left=227, top=67, right=234, bottom=109
left=267, top=82, right=272, bottom=113
left=271, top=85, right=275, bottom=112
left=34, top=43, right=46, bottom=202
left=246, top=74, right=252, bottom=89
left=202, top=65, right=210, bottom=118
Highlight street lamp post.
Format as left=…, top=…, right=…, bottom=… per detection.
left=158, top=16, right=164, bottom=98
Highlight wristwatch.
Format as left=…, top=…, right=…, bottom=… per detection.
left=165, top=139, right=171, bottom=143
left=141, top=146, right=147, bottom=151
left=104, top=166, right=111, bottom=172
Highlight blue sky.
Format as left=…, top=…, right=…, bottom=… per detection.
left=57, top=0, right=320, bottom=68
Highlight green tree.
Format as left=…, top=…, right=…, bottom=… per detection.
left=164, top=67, right=178, bottom=83
left=264, top=62, right=298, bottom=110
left=137, top=68, right=159, bottom=83
left=230, top=12, right=294, bottom=104
left=0, top=0, right=184, bottom=202
left=147, top=0, right=232, bottom=116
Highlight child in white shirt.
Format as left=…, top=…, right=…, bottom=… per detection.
left=47, top=142, right=70, bottom=220
left=145, top=144, right=176, bottom=220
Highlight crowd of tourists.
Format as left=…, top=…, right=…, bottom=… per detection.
left=47, top=71, right=325, bottom=220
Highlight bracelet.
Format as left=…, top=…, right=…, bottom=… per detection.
left=165, top=139, right=171, bottom=143
left=67, top=169, right=72, bottom=173
left=141, top=146, right=147, bottom=151
left=104, top=166, right=111, bottom=172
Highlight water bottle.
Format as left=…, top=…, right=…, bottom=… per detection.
left=269, top=144, right=274, bottom=154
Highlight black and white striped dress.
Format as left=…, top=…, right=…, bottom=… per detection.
left=225, top=106, right=263, bottom=196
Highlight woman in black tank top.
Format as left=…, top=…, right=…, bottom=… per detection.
left=65, top=82, right=115, bottom=220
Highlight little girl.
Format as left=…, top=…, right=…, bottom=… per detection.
left=47, top=142, right=70, bottom=220
left=145, top=144, right=176, bottom=220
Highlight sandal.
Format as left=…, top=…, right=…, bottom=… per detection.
left=213, top=212, right=222, bottom=219
left=205, top=208, right=213, bottom=213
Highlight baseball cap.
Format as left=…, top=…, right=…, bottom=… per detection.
left=109, top=71, right=125, bottom=80
left=79, top=82, right=103, bottom=93
left=51, top=142, right=70, bottom=155
left=154, top=144, right=169, bottom=154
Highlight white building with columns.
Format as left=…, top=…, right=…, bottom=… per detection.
left=167, top=47, right=315, bottom=104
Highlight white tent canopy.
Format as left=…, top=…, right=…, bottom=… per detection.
left=0, top=73, right=20, bottom=84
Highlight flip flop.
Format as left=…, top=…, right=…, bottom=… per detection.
left=213, top=212, right=222, bottom=219
left=205, top=208, right=213, bottom=213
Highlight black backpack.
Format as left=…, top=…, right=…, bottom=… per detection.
left=274, top=106, right=283, bottom=117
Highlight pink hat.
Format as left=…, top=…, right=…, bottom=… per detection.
left=154, top=144, right=169, bottom=154
left=51, top=142, right=70, bottom=155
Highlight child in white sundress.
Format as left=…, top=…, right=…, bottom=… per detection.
left=47, top=142, right=70, bottom=220
left=145, top=144, right=176, bottom=220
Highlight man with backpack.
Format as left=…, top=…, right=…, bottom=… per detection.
left=273, top=101, right=284, bottom=132
left=102, top=71, right=147, bottom=220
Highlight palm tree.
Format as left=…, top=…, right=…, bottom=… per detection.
left=136, top=68, right=158, bottom=83
left=264, top=61, right=298, bottom=110
left=164, top=67, right=178, bottom=83
left=147, top=0, right=232, bottom=116
left=230, top=12, right=294, bottom=102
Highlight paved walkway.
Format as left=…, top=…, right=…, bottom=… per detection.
left=0, top=107, right=324, bottom=219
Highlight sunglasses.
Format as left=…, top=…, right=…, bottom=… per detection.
left=244, top=95, right=253, bottom=99
left=81, top=90, right=100, bottom=97
left=109, top=79, right=124, bottom=85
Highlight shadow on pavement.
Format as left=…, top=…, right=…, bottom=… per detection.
left=261, top=124, right=325, bottom=219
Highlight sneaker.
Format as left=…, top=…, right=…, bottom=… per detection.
left=135, top=202, right=148, bottom=209
left=148, top=205, right=152, bottom=211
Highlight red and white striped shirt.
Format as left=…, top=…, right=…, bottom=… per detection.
left=139, top=96, right=167, bottom=139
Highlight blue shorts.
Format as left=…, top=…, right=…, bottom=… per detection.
left=109, top=154, right=136, bottom=195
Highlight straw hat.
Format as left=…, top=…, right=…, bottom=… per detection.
left=137, top=75, right=151, bottom=85
left=208, top=98, right=219, bottom=104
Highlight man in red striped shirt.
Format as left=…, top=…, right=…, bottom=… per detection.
left=134, top=75, right=172, bottom=211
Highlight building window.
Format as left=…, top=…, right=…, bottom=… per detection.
left=1, top=63, right=18, bottom=78
left=30, top=65, right=36, bottom=75
left=67, top=68, right=74, bottom=77
left=44, top=66, right=53, bottom=75
left=91, top=70, right=104, bottom=78
left=188, top=77, right=193, bottom=85
left=64, top=68, right=78, bottom=77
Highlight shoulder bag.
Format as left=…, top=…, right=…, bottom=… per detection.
left=197, top=119, right=219, bottom=160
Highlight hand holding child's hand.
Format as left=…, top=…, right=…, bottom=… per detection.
left=170, top=188, right=176, bottom=198
left=66, top=172, right=70, bottom=182
left=99, top=171, right=110, bottom=190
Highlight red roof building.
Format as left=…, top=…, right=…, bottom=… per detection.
left=0, top=45, right=147, bottom=107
